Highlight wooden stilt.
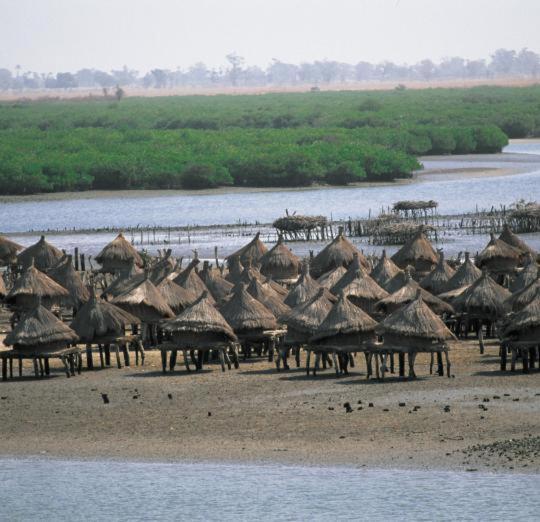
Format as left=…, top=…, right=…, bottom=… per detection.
left=169, top=350, right=177, bottom=372
left=478, top=325, right=485, bottom=354
left=2, top=357, right=7, bottom=380
left=104, top=344, right=111, bottom=366
left=33, top=358, right=39, bottom=378
left=98, top=345, right=104, bottom=368
left=399, top=352, right=405, bottom=377
left=219, top=349, right=226, bottom=372
left=408, top=351, right=417, bottom=379
left=444, top=349, right=451, bottom=378
left=160, top=349, right=167, bottom=373
left=18, top=356, right=22, bottom=377
left=115, top=344, right=122, bottom=369
left=314, top=352, right=321, bottom=376
left=331, top=352, right=340, bottom=376
left=500, top=343, right=507, bottom=371
left=429, top=352, right=434, bottom=374
left=122, top=345, right=130, bottom=367
left=306, top=350, right=311, bottom=375
left=295, top=345, right=301, bottom=368
left=69, top=355, right=75, bottom=376
left=86, top=344, right=93, bottom=370
left=8, top=357, right=13, bottom=378
left=44, top=358, right=50, bottom=375
left=437, top=351, right=444, bottom=376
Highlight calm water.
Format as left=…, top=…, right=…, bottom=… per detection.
left=1, top=458, right=539, bottom=521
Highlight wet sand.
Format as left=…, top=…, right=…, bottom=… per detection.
left=0, top=338, right=538, bottom=473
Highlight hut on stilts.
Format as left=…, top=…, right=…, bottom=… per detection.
left=226, top=232, right=268, bottom=268
left=95, top=232, right=143, bottom=274
left=284, top=262, right=335, bottom=309
left=420, top=250, right=455, bottom=296
left=17, top=236, right=63, bottom=271
left=317, top=265, right=347, bottom=290
left=0, top=235, right=23, bottom=266
left=391, top=227, right=439, bottom=279
left=499, top=224, right=537, bottom=264
left=506, top=276, right=540, bottom=312
left=47, top=255, right=90, bottom=312
left=247, top=277, right=291, bottom=320
left=370, top=250, right=402, bottom=289
left=510, top=256, right=538, bottom=293
left=173, top=258, right=212, bottom=301
left=475, top=233, right=521, bottom=284
left=259, top=235, right=301, bottom=285
left=199, top=261, right=233, bottom=303
left=440, top=252, right=482, bottom=299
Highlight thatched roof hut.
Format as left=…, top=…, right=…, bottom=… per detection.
left=475, top=233, right=521, bottom=275
left=510, top=257, right=538, bottom=293
left=499, top=224, right=537, bottom=261
left=17, top=236, right=63, bottom=271
left=311, top=292, right=378, bottom=349
left=95, top=233, right=143, bottom=274
left=4, top=303, right=78, bottom=352
left=370, top=250, right=402, bottom=289
left=163, top=291, right=237, bottom=346
left=317, top=265, right=347, bottom=290
left=376, top=273, right=454, bottom=316
left=452, top=271, right=512, bottom=319
left=330, top=253, right=366, bottom=295
left=199, top=261, right=233, bottom=303
left=101, top=264, right=145, bottom=301
left=310, top=227, right=367, bottom=278
left=284, top=262, right=335, bottom=308
left=391, top=227, right=439, bottom=276
left=47, top=255, right=90, bottom=309
left=70, top=290, right=141, bottom=343
left=225, top=256, right=244, bottom=283
left=219, top=283, right=278, bottom=335
left=226, top=232, right=268, bottom=267
left=6, top=262, right=69, bottom=309
left=420, top=250, right=456, bottom=296
left=247, top=277, right=291, bottom=319
left=148, top=249, right=176, bottom=285
left=503, top=287, right=540, bottom=342
left=437, top=285, right=470, bottom=303
left=444, top=252, right=482, bottom=292
left=505, top=276, right=540, bottom=312
left=173, top=259, right=210, bottom=300
left=259, top=235, right=301, bottom=283
left=384, top=266, right=415, bottom=294
left=111, top=277, right=175, bottom=323
left=283, top=288, right=333, bottom=343
left=156, top=277, right=198, bottom=315
left=339, top=269, right=389, bottom=314
left=0, top=235, right=23, bottom=266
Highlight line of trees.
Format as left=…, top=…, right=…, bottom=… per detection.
left=1, top=48, right=539, bottom=91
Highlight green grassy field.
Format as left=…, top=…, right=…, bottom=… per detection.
left=1, top=85, right=538, bottom=194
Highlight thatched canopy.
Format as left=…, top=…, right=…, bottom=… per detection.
left=510, top=258, right=538, bottom=293
left=111, top=277, right=175, bottom=323
left=475, top=233, right=521, bottom=273
left=173, top=259, right=210, bottom=300
left=157, top=277, right=198, bottom=315
left=330, top=253, right=366, bottom=295
left=317, top=266, right=347, bottom=289
left=445, top=252, right=482, bottom=292
left=503, top=288, right=540, bottom=340
left=284, top=262, right=335, bottom=308
left=7, top=262, right=69, bottom=309
left=47, top=255, right=90, bottom=308
left=247, top=277, right=291, bottom=319
left=420, top=250, right=455, bottom=295
left=259, top=235, right=301, bottom=282
left=162, top=291, right=237, bottom=345
left=71, top=290, right=140, bottom=343
left=391, top=227, right=438, bottom=274
left=95, top=232, right=143, bottom=273
left=148, top=250, right=176, bottom=285
left=17, top=236, right=63, bottom=271
left=499, top=224, right=537, bottom=260
left=219, top=283, right=278, bottom=334
left=226, top=232, right=268, bottom=267
left=376, top=274, right=454, bottom=316
left=101, top=262, right=145, bottom=300
left=384, top=267, right=415, bottom=294
left=310, top=227, right=367, bottom=278
left=199, top=261, right=233, bottom=302
left=339, top=269, right=389, bottom=313
left=4, top=303, right=78, bottom=350
left=225, top=256, right=244, bottom=283
left=0, top=235, right=23, bottom=265
left=437, top=285, right=469, bottom=303
left=311, top=292, right=378, bottom=346
left=452, top=271, right=512, bottom=318
left=376, top=293, right=456, bottom=343
left=370, top=250, right=402, bottom=289
left=505, top=276, right=540, bottom=312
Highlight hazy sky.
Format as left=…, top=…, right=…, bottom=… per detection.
left=1, top=0, right=540, bottom=73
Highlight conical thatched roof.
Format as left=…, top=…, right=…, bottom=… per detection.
left=17, top=236, right=63, bottom=271
left=330, top=253, right=366, bottom=295
left=6, top=262, right=69, bottom=307
left=376, top=293, right=456, bottom=342
left=499, top=224, right=537, bottom=259
left=47, top=255, right=90, bottom=308
left=370, top=250, right=402, bottom=288
left=102, top=269, right=145, bottom=301
left=225, top=256, right=244, bottom=283
left=259, top=235, right=301, bottom=282
left=311, top=292, right=378, bottom=343
left=0, top=235, right=23, bottom=265
left=219, top=283, right=278, bottom=333
left=503, top=288, right=540, bottom=338
left=282, top=288, right=333, bottom=338
left=310, top=227, right=368, bottom=278
left=111, top=277, right=175, bottom=323
left=391, top=228, right=438, bottom=271
left=510, top=258, right=538, bottom=293
left=506, top=276, right=540, bottom=312
left=376, top=274, right=454, bottom=315
left=452, top=271, right=512, bottom=318
left=437, top=285, right=469, bottom=302
left=148, top=250, right=176, bottom=285
left=173, top=258, right=211, bottom=300
left=340, top=269, right=389, bottom=307
left=156, top=277, right=198, bottom=314
left=420, top=250, right=456, bottom=295
left=162, top=291, right=237, bottom=343
left=5, top=303, right=78, bottom=349
left=247, top=277, right=291, bottom=319
left=199, top=261, right=233, bottom=302
left=317, top=266, right=347, bottom=289
left=284, top=262, right=335, bottom=308
left=70, top=290, right=140, bottom=343
left=476, top=233, right=521, bottom=270
left=226, top=232, right=268, bottom=266
left=445, top=252, right=482, bottom=292
left=261, top=276, right=288, bottom=299
left=384, top=267, right=414, bottom=294
left=95, top=232, right=143, bottom=268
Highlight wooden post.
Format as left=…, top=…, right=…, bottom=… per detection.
left=160, top=349, right=167, bottom=373
left=74, top=247, right=79, bottom=271
left=437, top=351, right=444, bottom=376
left=399, top=352, right=405, bottom=377
left=115, top=344, right=122, bottom=369
left=500, top=343, right=507, bottom=371
left=86, top=344, right=93, bottom=370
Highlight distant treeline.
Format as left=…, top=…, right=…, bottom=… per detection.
left=0, top=85, right=534, bottom=194
left=1, top=48, right=539, bottom=91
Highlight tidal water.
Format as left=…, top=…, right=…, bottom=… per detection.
left=0, top=458, right=539, bottom=521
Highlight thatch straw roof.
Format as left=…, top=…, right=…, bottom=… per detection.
left=420, top=250, right=456, bottom=295
left=95, top=232, right=143, bottom=268
left=499, top=224, right=537, bottom=258
left=259, top=235, right=301, bottom=282
left=310, top=227, right=367, bottom=278
left=17, top=236, right=64, bottom=271
left=476, top=233, right=521, bottom=269
left=101, top=264, right=145, bottom=300
left=247, top=277, right=291, bottom=319
left=510, top=259, right=538, bottom=293
left=330, top=253, right=366, bottom=295
left=70, top=290, right=140, bottom=343
left=5, top=303, right=78, bottom=349
left=317, top=266, right=347, bottom=289
left=503, top=288, right=540, bottom=338
left=506, top=276, right=540, bottom=312
left=148, top=249, right=176, bottom=285
left=156, top=277, right=198, bottom=314
left=384, top=267, right=415, bottom=294
left=445, top=252, right=482, bottom=291
left=7, top=262, right=69, bottom=306
left=376, top=293, right=456, bottom=342
left=47, top=255, right=90, bottom=308
left=376, top=274, right=454, bottom=315
left=111, top=277, right=175, bottom=323
left=219, top=283, right=278, bottom=333
left=370, top=250, right=402, bottom=288
left=162, top=291, right=237, bottom=343
left=173, top=259, right=211, bottom=300
left=311, top=292, right=378, bottom=343
left=284, top=262, right=336, bottom=308
left=199, top=261, right=233, bottom=302
left=226, top=232, right=268, bottom=266
left=0, top=235, right=23, bottom=265
left=282, top=288, right=333, bottom=337
left=437, top=285, right=469, bottom=302
left=339, top=269, right=389, bottom=305
left=391, top=227, right=438, bottom=270
left=452, top=271, right=512, bottom=318
left=225, top=256, right=244, bottom=283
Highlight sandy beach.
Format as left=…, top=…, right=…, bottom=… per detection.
left=0, top=337, right=538, bottom=473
